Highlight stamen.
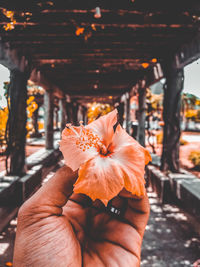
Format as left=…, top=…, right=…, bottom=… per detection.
left=65, top=123, right=80, bottom=137
left=66, top=122, right=108, bottom=154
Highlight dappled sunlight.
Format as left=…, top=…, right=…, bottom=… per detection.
left=150, top=204, right=163, bottom=213
left=154, top=217, right=166, bottom=222
left=149, top=197, right=158, bottom=204
left=166, top=212, right=188, bottom=221
left=0, top=222, right=16, bottom=265
left=141, top=188, right=200, bottom=266
left=163, top=204, right=180, bottom=213
left=0, top=243, right=9, bottom=256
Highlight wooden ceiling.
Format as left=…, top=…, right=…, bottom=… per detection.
left=0, top=0, right=200, bottom=104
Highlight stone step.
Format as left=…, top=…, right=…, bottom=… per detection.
left=0, top=206, right=18, bottom=233
left=147, top=164, right=200, bottom=219
left=0, top=148, right=62, bottom=232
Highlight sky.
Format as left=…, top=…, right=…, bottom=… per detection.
left=0, top=59, right=200, bottom=108
left=0, top=64, right=9, bottom=108
left=184, top=58, right=200, bottom=98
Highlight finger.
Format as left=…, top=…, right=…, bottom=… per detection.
left=68, top=193, right=93, bottom=208
left=109, top=189, right=150, bottom=237
left=119, top=188, right=143, bottom=199
left=123, top=192, right=150, bottom=237
left=21, top=166, right=78, bottom=215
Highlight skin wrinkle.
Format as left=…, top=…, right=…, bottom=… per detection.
left=20, top=219, right=79, bottom=266
left=14, top=166, right=149, bottom=267
left=129, top=205, right=148, bottom=215
left=83, top=250, right=105, bottom=267
left=92, top=244, right=108, bottom=267
left=68, top=197, right=142, bottom=242
left=101, top=220, right=142, bottom=255
left=94, top=242, right=136, bottom=267
left=102, top=239, right=140, bottom=263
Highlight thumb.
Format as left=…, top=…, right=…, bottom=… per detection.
left=20, top=166, right=78, bottom=216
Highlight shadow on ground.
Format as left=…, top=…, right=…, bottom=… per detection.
left=141, top=190, right=200, bottom=267
left=0, top=187, right=199, bottom=267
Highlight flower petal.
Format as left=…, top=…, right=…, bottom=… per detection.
left=111, top=143, right=147, bottom=197
left=74, top=156, right=125, bottom=206
left=112, top=124, right=151, bottom=165
left=87, top=109, right=118, bottom=147
left=60, top=127, right=97, bottom=171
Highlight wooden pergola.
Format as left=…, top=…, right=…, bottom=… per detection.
left=1, top=0, right=200, bottom=175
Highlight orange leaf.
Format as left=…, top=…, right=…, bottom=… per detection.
left=6, top=262, right=13, bottom=267
left=142, top=62, right=149, bottom=69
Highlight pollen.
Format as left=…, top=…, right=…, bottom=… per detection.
left=65, top=121, right=102, bottom=152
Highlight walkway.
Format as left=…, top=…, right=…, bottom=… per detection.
left=141, top=190, right=200, bottom=266
left=0, top=167, right=199, bottom=267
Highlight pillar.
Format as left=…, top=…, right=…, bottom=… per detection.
left=117, top=102, right=124, bottom=126
left=32, top=108, right=39, bottom=135
left=72, top=102, right=79, bottom=126
left=59, top=98, right=67, bottom=133
left=66, top=103, right=73, bottom=124
left=125, top=93, right=131, bottom=134
left=31, top=103, right=42, bottom=138
left=44, top=90, right=54, bottom=149
left=161, top=57, right=184, bottom=172
left=137, top=81, right=146, bottom=147
left=7, top=69, right=28, bottom=175
left=54, top=107, right=59, bottom=130
left=82, top=106, right=88, bottom=125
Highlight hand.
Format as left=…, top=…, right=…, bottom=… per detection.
left=13, top=166, right=150, bottom=267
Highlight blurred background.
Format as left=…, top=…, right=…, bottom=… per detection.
left=0, top=1, right=200, bottom=266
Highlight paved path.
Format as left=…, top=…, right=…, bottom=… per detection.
left=141, top=190, right=200, bottom=267
left=0, top=175, right=199, bottom=266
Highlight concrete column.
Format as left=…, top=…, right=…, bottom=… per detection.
left=44, top=90, right=54, bottom=149
left=54, top=107, right=59, bottom=130
left=72, top=102, right=79, bottom=126
left=31, top=102, right=42, bottom=138
left=7, top=69, right=28, bottom=175
left=137, top=81, right=146, bottom=147
left=66, top=103, right=73, bottom=124
left=59, top=98, right=67, bottom=132
left=125, top=93, right=131, bottom=134
left=116, top=102, right=124, bottom=126
left=82, top=106, right=88, bottom=125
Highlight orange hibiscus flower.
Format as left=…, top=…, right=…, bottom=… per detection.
left=60, top=109, right=151, bottom=206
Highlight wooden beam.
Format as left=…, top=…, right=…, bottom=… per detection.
left=175, top=32, right=200, bottom=68
left=0, top=21, right=195, bottom=29
left=30, top=68, right=64, bottom=99
left=2, top=34, right=193, bottom=45
left=0, top=41, right=30, bottom=71
left=1, top=26, right=195, bottom=40
left=0, top=1, right=199, bottom=11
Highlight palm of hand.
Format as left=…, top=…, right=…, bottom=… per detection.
left=14, top=167, right=149, bottom=267
left=64, top=195, right=145, bottom=267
